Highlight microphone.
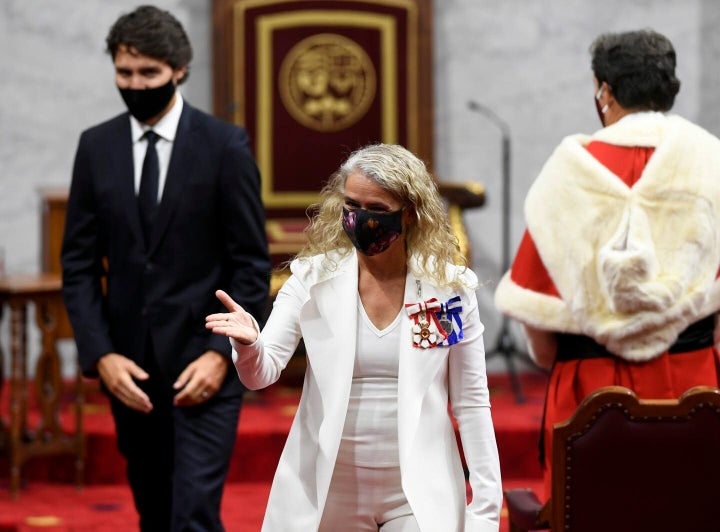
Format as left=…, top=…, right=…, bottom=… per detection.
left=466, top=100, right=511, bottom=270
left=467, top=100, right=510, bottom=137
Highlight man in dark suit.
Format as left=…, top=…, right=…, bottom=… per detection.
left=61, top=6, right=270, bottom=531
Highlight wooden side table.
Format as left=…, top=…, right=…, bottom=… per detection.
left=0, top=273, right=85, bottom=499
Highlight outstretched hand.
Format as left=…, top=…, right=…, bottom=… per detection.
left=206, top=289, right=259, bottom=345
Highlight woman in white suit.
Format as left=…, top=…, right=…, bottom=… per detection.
left=207, top=144, right=502, bottom=531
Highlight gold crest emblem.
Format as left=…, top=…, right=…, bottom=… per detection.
left=279, top=33, right=377, bottom=132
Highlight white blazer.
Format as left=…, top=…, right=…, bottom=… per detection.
left=233, top=251, right=502, bottom=531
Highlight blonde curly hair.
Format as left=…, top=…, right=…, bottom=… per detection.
left=296, top=143, right=467, bottom=288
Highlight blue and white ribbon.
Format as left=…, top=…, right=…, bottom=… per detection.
left=437, top=296, right=463, bottom=346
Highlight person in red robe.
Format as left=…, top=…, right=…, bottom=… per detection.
left=494, top=29, right=720, bottom=498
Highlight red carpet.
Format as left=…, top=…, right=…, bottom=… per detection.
left=0, top=482, right=270, bottom=532
left=0, top=371, right=547, bottom=530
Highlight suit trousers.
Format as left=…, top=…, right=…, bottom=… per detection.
left=109, top=349, right=242, bottom=532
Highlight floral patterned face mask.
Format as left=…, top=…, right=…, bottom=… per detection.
left=341, top=207, right=403, bottom=256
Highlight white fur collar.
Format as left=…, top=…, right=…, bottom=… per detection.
left=496, top=114, right=720, bottom=361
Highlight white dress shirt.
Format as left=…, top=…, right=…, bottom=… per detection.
left=129, top=91, right=184, bottom=201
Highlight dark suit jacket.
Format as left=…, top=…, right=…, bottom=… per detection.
left=61, top=102, right=270, bottom=396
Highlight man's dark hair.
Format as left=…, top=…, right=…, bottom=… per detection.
left=106, top=5, right=193, bottom=84
left=590, top=29, right=680, bottom=112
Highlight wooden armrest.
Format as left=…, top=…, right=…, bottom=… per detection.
left=437, top=181, right=485, bottom=209
left=504, top=488, right=549, bottom=531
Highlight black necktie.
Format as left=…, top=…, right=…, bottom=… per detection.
left=138, top=130, right=160, bottom=245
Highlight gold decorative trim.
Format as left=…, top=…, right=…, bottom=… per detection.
left=269, top=242, right=306, bottom=253
left=266, top=219, right=308, bottom=242
left=270, top=269, right=291, bottom=297
left=447, top=204, right=470, bottom=264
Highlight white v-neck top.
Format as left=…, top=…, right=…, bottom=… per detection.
left=336, top=296, right=403, bottom=467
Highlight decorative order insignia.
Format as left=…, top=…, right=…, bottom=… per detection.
left=413, top=319, right=437, bottom=347
left=405, top=281, right=464, bottom=348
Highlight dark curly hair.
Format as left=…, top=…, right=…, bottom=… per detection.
left=106, top=5, right=192, bottom=84
left=590, top=29, right=680, bottom=112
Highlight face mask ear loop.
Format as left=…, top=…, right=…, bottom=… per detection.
left=595, top=86, right=604, bottom=101
left=596, top=85, right=609, bottom=114
left=595, top=87, right=610, bottom=114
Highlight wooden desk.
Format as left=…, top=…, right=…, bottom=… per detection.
left=0, top=274, right=84, bottom=499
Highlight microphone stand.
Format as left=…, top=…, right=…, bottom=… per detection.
left=467, top=100, right=526, bottom=403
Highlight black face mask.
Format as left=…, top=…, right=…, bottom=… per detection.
left=342, top=207, right=403, bottom=256
left=119, top=78, right=176, bottom=122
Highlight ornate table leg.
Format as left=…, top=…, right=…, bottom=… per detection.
left=32, top=297, right=85, bottom=491
left=9, top=300, right=28, bottom=500
left=33, top=298, right=62, bottom=439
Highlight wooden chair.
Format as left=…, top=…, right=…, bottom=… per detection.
left=504, top=385, right=720, bottom=532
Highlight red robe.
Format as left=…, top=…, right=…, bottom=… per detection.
left=510, top=140, right=720, bottom=497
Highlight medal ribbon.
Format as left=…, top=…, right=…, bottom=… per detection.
left=437, top=296, right=464, bottom=346
left=404, top=298, right=442, bottom=315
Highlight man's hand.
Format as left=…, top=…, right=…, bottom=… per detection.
left=97, top=353, right=153, bottom=413
left=173, top=350, right=229, bottom=406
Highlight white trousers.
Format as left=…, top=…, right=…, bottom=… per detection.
left=319, top=461, right=421, bottom=531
